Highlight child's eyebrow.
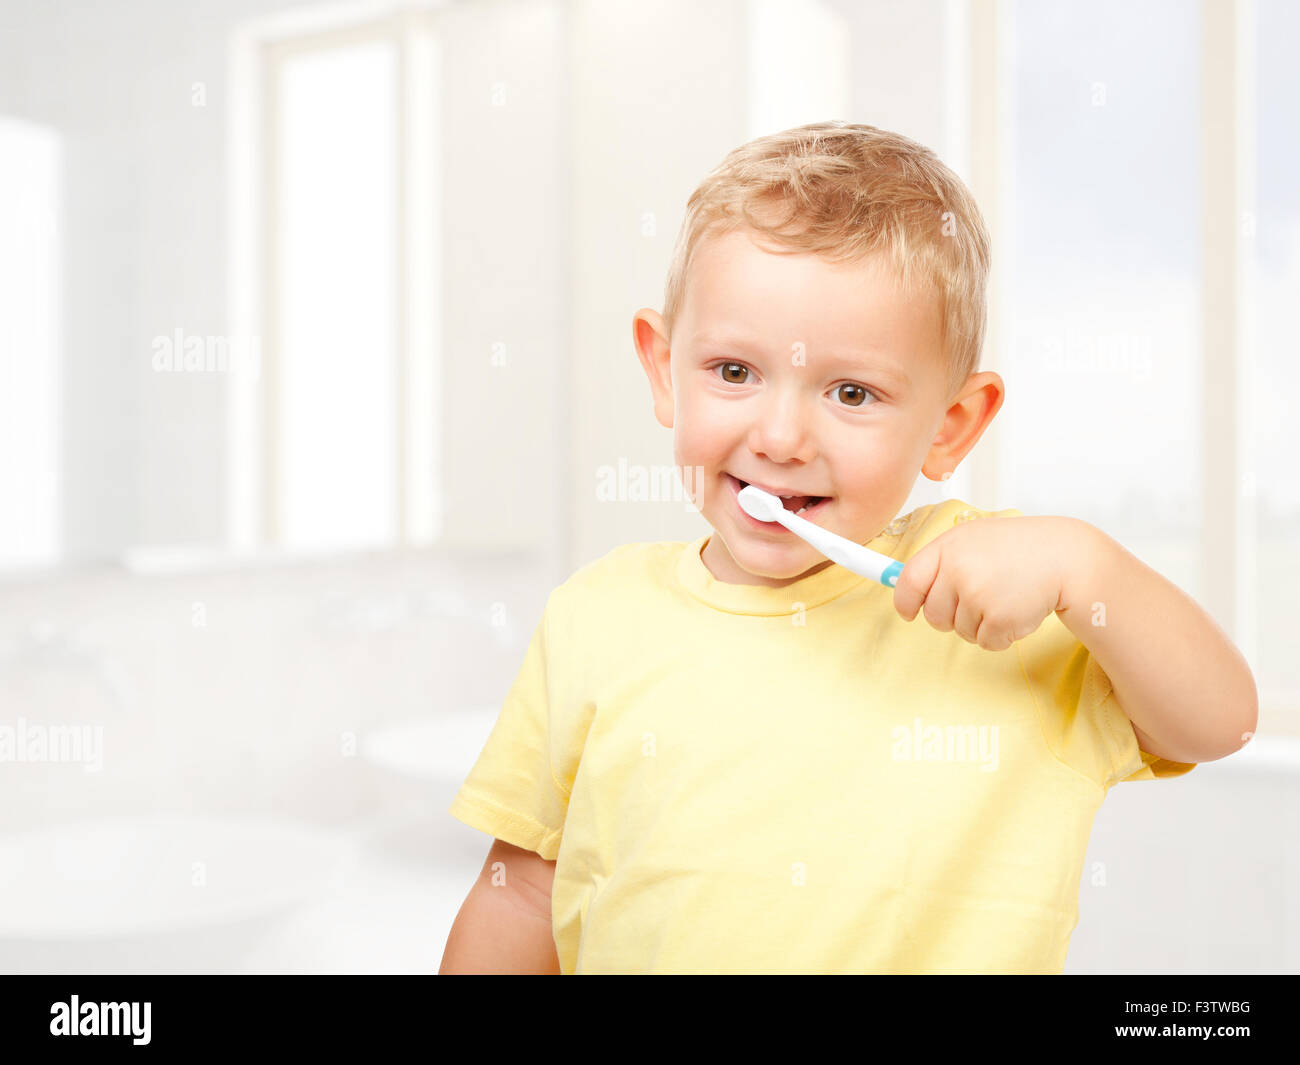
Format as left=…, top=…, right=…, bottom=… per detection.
left=819, top=349, right=912, bottom=389
left=690, top=331, right=911, bottom=389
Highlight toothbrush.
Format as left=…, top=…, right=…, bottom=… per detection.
left=737, top=485, right=905, bottom=589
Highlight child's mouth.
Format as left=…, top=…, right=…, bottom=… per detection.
left=725, top=473, right=832, bottom=523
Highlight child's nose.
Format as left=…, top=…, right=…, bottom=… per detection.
left=748, top=391, right=817, bottom=456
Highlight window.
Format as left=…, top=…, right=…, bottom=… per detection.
left=232, top=12, right=440, bottom=555
left=998, top=0, right=1292, bottom=727
left=1250, top=0, right=1300, bottom=715
left=271, top=38, right=398, bottom=551
left=1004, top=0, right=1202, bottom=599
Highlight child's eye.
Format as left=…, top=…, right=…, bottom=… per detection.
left=832, top=383, right=878, bottom=407
left=710, top=362, right=879, bottom=407
left=712, top=361, right=749, bottom=384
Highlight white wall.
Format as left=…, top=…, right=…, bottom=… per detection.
left=437, top=0, right=565, bottom=563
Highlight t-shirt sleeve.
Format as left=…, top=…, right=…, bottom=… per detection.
left=447, top=591, right=576, bottom=860
left=1016, top=610, right=1197, bottom=790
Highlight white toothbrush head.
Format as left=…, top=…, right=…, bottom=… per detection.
left=734, top=481, right=905, bottom=589
left=737, top=484, right=789, bottom=523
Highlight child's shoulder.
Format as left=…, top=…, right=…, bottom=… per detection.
left=553, top=539, right=686, bottom=601
left=888, top=498, right=1025, bottom=559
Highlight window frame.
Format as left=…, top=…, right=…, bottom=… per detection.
left=229, top=3, right=440, bottom=557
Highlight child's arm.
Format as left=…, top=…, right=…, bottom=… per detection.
left=894, top=515, right=1257, bottom=765
left=439, top=838, right=561, bottom=974
left=1053, top=520, right=1258, bottom=764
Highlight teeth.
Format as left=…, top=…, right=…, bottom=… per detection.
left=734, top=477, right=828, bottom=509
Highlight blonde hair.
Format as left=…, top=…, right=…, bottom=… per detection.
left=662, top=121, right=990, bottom=400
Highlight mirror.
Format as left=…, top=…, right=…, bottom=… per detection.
left=0, top=0, right=563, bottom=574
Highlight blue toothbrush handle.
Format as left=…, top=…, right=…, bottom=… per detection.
left=819, top=537, right=905, bottom=589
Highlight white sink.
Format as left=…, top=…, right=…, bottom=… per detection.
left=0, top=813, right=349, bottom=974
left=361, top=706, right=501, bottom=782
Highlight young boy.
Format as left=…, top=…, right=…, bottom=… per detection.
left=439, top=121, right=1258, bottom=975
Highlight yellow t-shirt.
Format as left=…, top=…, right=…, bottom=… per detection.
left=448, top=498, right=1196, bottom=974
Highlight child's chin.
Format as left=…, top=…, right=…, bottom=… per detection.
left=730, top=540, right=826, bottom=579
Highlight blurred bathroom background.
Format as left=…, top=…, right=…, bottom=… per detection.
left=0, top=0, right=1296, bottom=974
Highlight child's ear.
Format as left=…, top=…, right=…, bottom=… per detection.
left=632, top=308, right=675, bottom=429
left=921, top=370, right=1005, bottom=481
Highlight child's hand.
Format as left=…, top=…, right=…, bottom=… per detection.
left=892, top=516, right=1091, bottom=651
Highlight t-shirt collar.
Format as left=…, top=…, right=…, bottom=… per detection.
left=676, top=528, right=903, bottom=615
